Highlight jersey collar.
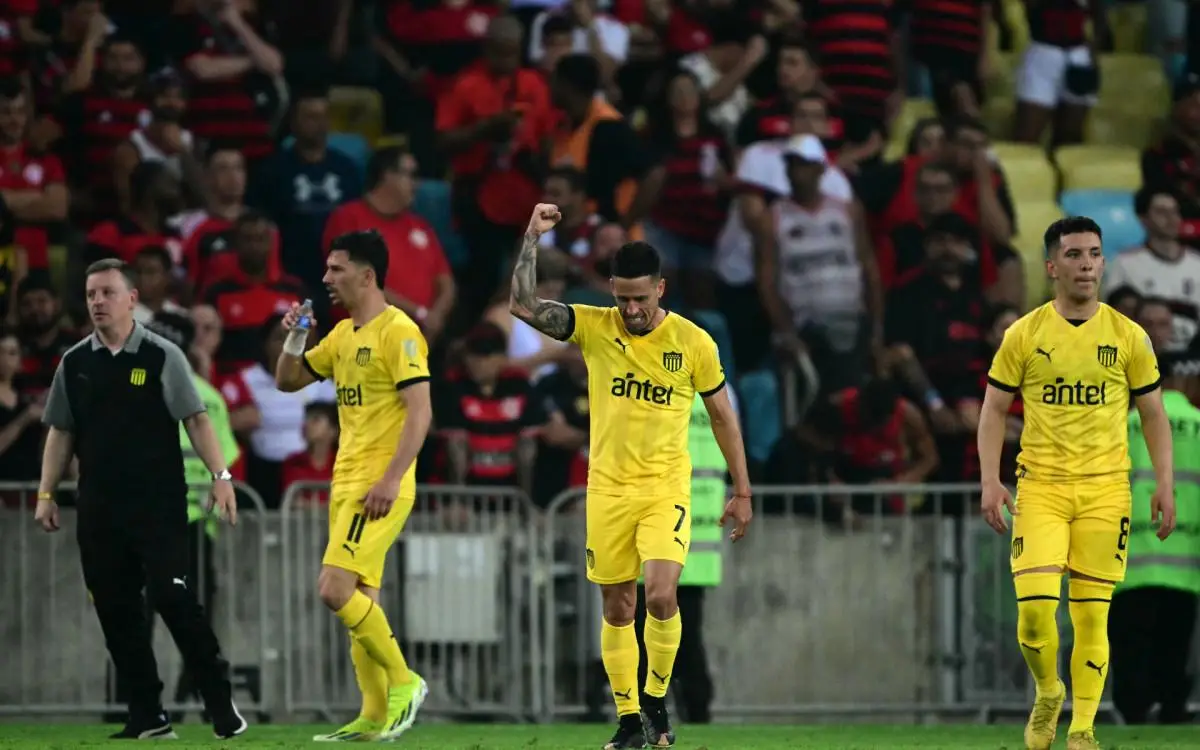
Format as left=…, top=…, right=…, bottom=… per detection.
left=90, top=321, right=146, bottom=353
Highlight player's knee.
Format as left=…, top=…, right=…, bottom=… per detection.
left=600, top=583, right=636, bottom=626
left=643, top=584, right=679, bottom=620
left=317, top=566, right=358, bottom=611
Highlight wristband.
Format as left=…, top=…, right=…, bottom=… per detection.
left=283, top=327, right=309, bottom=357
left=37, top=491, right=52, bottom=501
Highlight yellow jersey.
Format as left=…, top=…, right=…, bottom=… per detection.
left=987, top=302, right=1160, bottom=482
left=303, top=306, right=430, bottom=494
left=566, top=305, right=725, bottom=496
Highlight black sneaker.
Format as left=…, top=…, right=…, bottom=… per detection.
left=211, top=701, right=247, bottom=740
left=109, top=712, right=177, bottom=740
left=603, top=713, right=647, bottom=749
left=641, top=696, right=675, bottom=748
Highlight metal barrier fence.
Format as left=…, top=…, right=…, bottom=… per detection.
left=2, top=481, right=1197, bottom=722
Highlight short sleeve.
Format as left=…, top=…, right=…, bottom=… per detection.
left=204, top=383, right=241, bottom=465
left=303, top=325, right=339, bottom=381
left=388, top=324, right=431, bottom=391
left=986, top=320, right=1026, bottom=392
left=434, top=77, right=472, bottom=132
left=1126, top=323, right=1161, bottom=396
left=42, top=359, right=74, bottom=431
left=566, top=304, right=607, bottom=346
left=161, top=342, right=207, bottom=421
left=692, top=330, right=725, bottom=397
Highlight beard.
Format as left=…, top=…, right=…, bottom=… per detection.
left=19, top=315, right=56, bottom=337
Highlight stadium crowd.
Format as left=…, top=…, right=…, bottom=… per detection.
left=0, top=0, right=1194, bottom=521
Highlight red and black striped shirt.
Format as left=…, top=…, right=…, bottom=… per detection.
left=1028, top=0, right=1091, bottom=48
left=438, top=368, right=541, bottom=485
left=0, top=0, right=37, bottom=78
left=60, top=90, right=149, bottom=204
left=174, top=13, right=275, bottom=162
left=647, top=130, right=731, bottom=246
left=805, top=0, right=897, bottom=124
left=909, top=0, right=985, bottom=60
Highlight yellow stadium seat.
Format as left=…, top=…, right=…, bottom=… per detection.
left=1055, top=145, right=1142, bottom=191
left=983, top=52, right=1017, bottom=101
left=329, top=87, right=385, bottom=146
left=1097, top=54, right=1170, bottom=115
left=991, top=142, right=1057, bottom=202
left=1013, top=202, right=1064, bottom=310
left=1086, top=110, right=1160, bottom=149
left=1001, top=0, right=1031, bottom=52
left=1108, top=3, right=1147, bottom=55
left=884, top=98, right=937, bottom=161
left=981, top=96, right=1014, bottom=141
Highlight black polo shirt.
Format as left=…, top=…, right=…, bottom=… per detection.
left=43, top=322, right=205, bottom=514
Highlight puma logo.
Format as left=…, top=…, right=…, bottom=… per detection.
left=673, top=537, right=686, bottom=550
left=1035, top=347, right=1054, bottom=362
left=1086, top=660, right=1106, bottom=676
left=1020, top=642, right=1042, bottom=653
left=341, top=543, right=356, bottom=557
left=613, top=689, right=632, bottom=700
left=652, top=670, right=670, bottom=684
left=614, top=337, right=627, bottom=354
left=1115, top=553, right=1124, bottom=563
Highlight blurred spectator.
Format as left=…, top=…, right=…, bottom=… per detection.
left=322, top=147, right=456, bottom=342
left=180, top=142, right=282, bottom=294
left=0, top=1, right=40, bottom=80
left=203, top=211, right=305, bottom=374
left=550, top=54, right=663, bottom=237
left=736, top=35, right=836, bottom=153
left=31, top=0, right=110, bottom=117
left=535, top=14, right=574, bottom=79
left=531, top=344, right=588, bottom=506
left=0, top=327, right=44, bottom=487
left=255, top=86, right=362, bottom=303
left=15, top=271, right=74, bottom=396
left=530, top=0, right=629, bottom=88
left=132, top=246, right=186, bottom=324
left=0, top=78, right=68, bottom=271
left=642, top=67, right=733, bottom=307
left=885, top=212, right=989, bottom=480
left=112, top=68, right=203, bottom=215
left=1108, top=286, right=1144, bottom=321
left=273, top=0, right=350, bottom=89
left=1011, top=0, right=1105, bottom=145
left=536, top=166, right=610, bottom=291
left=906, top=0, right=988, bottom=118
left=0, top=203, right=20, bottom=324
left=1136, top=297, right=1175, bottom=355
left=172, top=0, right=285, bottom=166
left=1105, top=188, right=1200, bottom=352
left=483, top=250, right=569, bottom=380
left=84, top=161, right=184, bottom=266
left=53, top=32, right=147, bottom=220
left=906, top=118, right=946, bottom=158
left=220, top=314, right=334, bottom=508
left=677, top=13, right=763, bottom=139
left=280, top=400, right=338, bottom=507
left=1142, top=75, right=1200, bottom=247
left=610, top=0, right=712, bottom=60
left=975, top=303, right=1023, bottom=481
left=439, top=322, right=541, bottom=494
left=756, top=135, right=881, bottom=394
left=189, top=302, right=222, bottom=382
left=436, top=16, right=553, bottom=319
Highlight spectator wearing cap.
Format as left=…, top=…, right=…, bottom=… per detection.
left=529, top=0, right=629, bottom=87
left=677, top=13, right=764, bottom=140
left=254, top=85, right=362, bottom=307
left=85, top=161, right=185, bottom=267
left=321, top=147, right=457, bottom=340
left=112, top=67, right=204, bottom=215
left=550, top=54, right=664, bottom=241
left=885, top=212, right=992, bottom=480
left=132, top=246, right=187, bottom=324
left=1105, top=188, right=1200, bottom=352
left=438, top=322, right=542, bottom=494
left=15, top=271, right=77, bottom=397
left=435, top=15, right=553, bottom=320
left=218, top=313, right=333, bottom=508
left=1142, top=76, right=1200, bottom=249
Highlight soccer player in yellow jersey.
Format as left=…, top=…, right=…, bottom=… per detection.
left=512, top=205, right=753, bottom=749
left=274, top=230, right=431, bottom=742
left=978, top=217, right=1178, bottom=750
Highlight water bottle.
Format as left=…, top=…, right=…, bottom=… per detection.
left=296, top=299, right=314, bottom=331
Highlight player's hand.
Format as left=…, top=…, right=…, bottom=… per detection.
left=280, top=302, right=314, bottom=332
left=34, top=496, right=59, bottom=532
left=527, top=203, right=562, bottom=236
left=1151, top=484, right=1176, bottom=540
left=980, top=480, right=1016, bottom=534
left=363, top=478, right=400, bottom=521
left=720, top=489, right=753, bottom=542
left=209, top=479, right=238, bottom=526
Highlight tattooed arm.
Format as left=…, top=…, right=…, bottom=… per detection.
left=510, top=204, right=575, bottom=341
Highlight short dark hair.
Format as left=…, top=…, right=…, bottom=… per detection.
left=546, top=166, right=586, bottom=193
left=611, top=241, right=662, bottom=279
left=304, top=400, right=338, bottom=426
left=777, top=29, right=817, bottom=61
left=17, top=270, right=56, bottom=299
left=204, top=139, right=244, bottom=165
left=1106, top=285, right=1142, bottom=310
left=1138, top=295, right=1173, bottom=314
left=542, top=14, right=573, bottom=37
left=85, top=258, right=138, bottom=290
left=234, top=208, right=273, bottom=232
left=366, top=146, right=408, bottom=190
left=261, top=313, right=285, bottom=344
left=292, top=82, right=330, bottom=104
left=1043, top=216, right=1104, bottom=256
left=330, top=229, right=389, bottom=289
left=134, top=245, right=173, bottom=271
left=1134, top=186, right=1177, bottom=215
left=554, top=54, right=600, bottom=98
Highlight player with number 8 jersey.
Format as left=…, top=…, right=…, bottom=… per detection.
left=511, top=204, right=753, bottom=749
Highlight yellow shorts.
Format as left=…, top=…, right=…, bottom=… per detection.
left=322, top=484, right=415, bottom=589
left=1010, top=478, right=1132, bottom=582
left=585, top=492, right=691, bottom=584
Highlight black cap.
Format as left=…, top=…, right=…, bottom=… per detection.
left=148, top=311, right=195, bottom=352
left=463, top=322, right=507, bottom=356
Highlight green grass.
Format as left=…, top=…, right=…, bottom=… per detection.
left=0, top=724, right=1195, bottom=749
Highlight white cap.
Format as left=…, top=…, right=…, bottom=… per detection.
left=782, top=134, right=827, bottom=164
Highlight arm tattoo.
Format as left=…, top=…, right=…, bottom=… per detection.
left=511, top=231, right=572, bottom=340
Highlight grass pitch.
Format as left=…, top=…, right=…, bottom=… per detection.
left=0, top=723, right=1195, bottom=749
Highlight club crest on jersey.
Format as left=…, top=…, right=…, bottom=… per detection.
left=1097, top=345, right=1117, bottom=368
left=355, top=347, right=371, bottom=366
left=662, top=351, right=683, bottom=372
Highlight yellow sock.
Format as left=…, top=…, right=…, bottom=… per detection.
left=1067, top=578, right=1113, bottom=734
left=1014, top=572, right=1062, bottom=695
left=643, top=611, right=682, bottom=699
left=600, top=619, right=641, bottom=716
left=335, top=591, right=411, bottom=687
left=350, top=636, right=388, bottom=723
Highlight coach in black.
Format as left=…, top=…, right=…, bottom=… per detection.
left=32, top=259, right=246, bottom=741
